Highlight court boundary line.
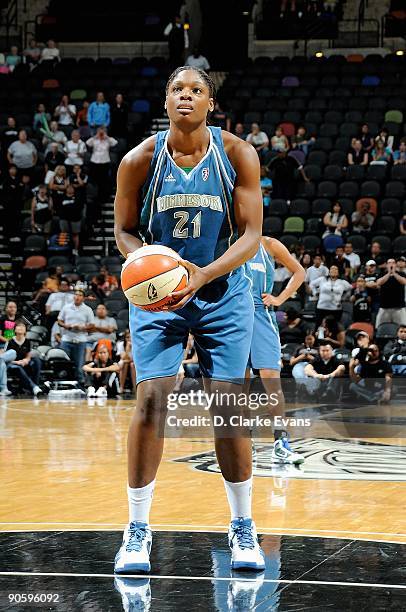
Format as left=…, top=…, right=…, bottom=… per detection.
left=0, top=571, right=405, bottom=590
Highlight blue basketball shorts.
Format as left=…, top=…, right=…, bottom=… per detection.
left=129, top=267, right=254, bottom=384
left=248, top=307, right=281, bottom=371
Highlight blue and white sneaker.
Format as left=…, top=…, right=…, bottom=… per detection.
left=114, top=521, right=152, bottom=574
left=271, top=437, right=304, bottom=465
left=114, top=577, right=151, bottom=611
left=228, top=517, right=265, bottom=571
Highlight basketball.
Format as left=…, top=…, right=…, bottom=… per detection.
left=121, top=245, right=189, bottom=311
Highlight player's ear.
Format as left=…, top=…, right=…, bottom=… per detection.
left=208, top=98, right=215, bottom=113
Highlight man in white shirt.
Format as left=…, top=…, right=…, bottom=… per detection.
left=185, top=48, right=210, bottom=71
left=86, top=304, right=117, bottom=359
left=45, top=279, right=74, bottom=328
left=344, top=242, right=361, bottom=277
left=58, top=289, right=94, bottom=383
left=64, top=130, right=87, bottom=168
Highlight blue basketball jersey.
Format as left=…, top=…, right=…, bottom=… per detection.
left=246, top=243, right=275, bottom=307
left=140, top=126, right=238, bottom=271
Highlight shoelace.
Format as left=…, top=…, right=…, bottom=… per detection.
left=233, top=523, right=255, bottom=550
left=125, top=526, right=147, bottom=552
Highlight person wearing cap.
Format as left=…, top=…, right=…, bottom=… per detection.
left=376, top=258, right=406, bottom=328
left=57, top=289, right=95, bottom=383
left=349, top=330, right=370, bottom=379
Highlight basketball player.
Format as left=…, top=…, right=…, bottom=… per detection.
left=114, top=67, right=264, bottom=574
left=246, top=237, right=305, bottom=464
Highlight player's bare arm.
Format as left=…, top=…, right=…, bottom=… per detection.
left=261, top=237, right=305, bottom=308
left=114, top=136, right=156, bottom=258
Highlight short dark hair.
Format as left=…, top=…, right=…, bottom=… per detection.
left=166, top=66, right=216, bottom=101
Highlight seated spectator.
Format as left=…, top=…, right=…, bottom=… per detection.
left=31, top=184, right=53, bottom=235
left=51, top=321, right=62, bottom=347
left=349, top=330, right=370, bottom=377
left=351, top=201, right=374, bottom=234
left=375, top=127, right=394, bottom=151
left=185, top=47, right=210, bottom=70
left=274, top=261, right=293, bottom=285
left=301, top=343, right=345, bottom=400
left=271, top=125, right=289, bottom=152
left=23, top=38, right=41, bottom=67
left=7, top=322, right=42, bottom=396
left=279, top=308, right=308, bottom=344
left=268, top=147, right=309, bottom=200
left=49, top=165, right=68, bottom=214
left=383, top=325, right=406, bottom=375
left=45, top=278, right=74, bottom=329
left=343, top=242, right=360, bottom=277
left=291, top=126, right=315, bottom=157
left=1, top=116, right=18, bottom=148
left=0, top=301, right=18, bottom=347
left=59, top=184, right=83, bottom=255
left=40, top=39, right=60, bottom=64
left=211, top=101, right=231, bottom=132
left=359, top=123, right=374, bottom=155
left=366, top=242, right=386, bottom=270
left=347, top=139, right=368, bottom=166
left=44, top=142, right=66, bottom=183
left=54, top=95, right=76, bottom=135
left=393, top=140, right=406, bottom=165
left=350, top=344, right=392, bottom=404
left=110, top=93, right=129, bottom=140
left=322, top=202, right=348, bottom=238
left=7, top=130, right=37, bottom=177
left=42, top=121, right=67, bottom=154
left=376, top=258, right=406, bottom=327
left=371, top=139, right=392, bottom=165
left=234, top=123, right=247, bottom=140
left=33, top=266, right=63, bottom=305
left=350, top=276, right=372, bottom=322
left=91, top=266, right=119, bottom=297
left=84, top=344, right=120, bottom=398
left=33, top=104, right=51, bottom=134
left=305, top=254, right=329, bottom=295
left=86, top=304, right=117, bottom=359
left=310, top=264, right=352, bottom=326
left=88, top=92, right=110, bottom=133
left=5, top=45, right=21, bottom=71
left=246, top=123, right=269, bottom=159
left=316, top=314, right=345, bottom=348
left=260, top=165, right=272, bottom=210
left=116, top=330, right=136, bottom=393
left=290, top=333, right=318, bottom=381
left=64, top=130, right=86, bottom=169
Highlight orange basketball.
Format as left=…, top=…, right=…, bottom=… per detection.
left=121, top=245, right=188, bottom=311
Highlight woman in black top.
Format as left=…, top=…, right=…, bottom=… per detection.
left=31, top=184, right=53, bottom=234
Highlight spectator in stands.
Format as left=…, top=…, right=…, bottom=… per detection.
left=116, top=330, right=136, bottom=393
left=279, top=308, right=308, bottom=344
left=68, top=164, right=88, bottom=204
left=322, top=202, right=348, bottom=239
left=88, top=92, right=110, bottom=133
left=302, top=343, right=345, bottom=400
left=350, top=276, right=372, bottom=322
left=329, top=245, right=351, bottom=279
left=316, top=314, right=345, bottom=348
left=86, top=304, right=117, bottom=359
left=344, top=242, right=360, bottom=277
left=185, top=47, right=210, bottom=70
left=305, top=254, right=328, bottom=295
left=59, top=184, right=83, bottom=255
left=31, top=184, right=53, bottom=235
left=58, top=288, right=94, bottom=384
left=64, top=130, right=86, bottom=169
left=347, top=139, right=368, bottom=166
left=51, top=321, right=62, bottom=347
left=393, top=140, right=406, bottom=165
left=375, top=127, right=394, bottom=151
left=33, top=266, right=62, bottom=306
left=45, top=278, right=73, bottom=328
left=1, top=165, right=22, bottom=236
left=1, top=116, right=18, bottom=149
left=0, top=301, right=18, bottom=346
left=54, top=95, right=76, bottom=135
left=7, top=130, right=37, bottom=177
left=363, top=260, right=380, bottom=318
left=234, top=123, right=247, bottom=140
left=23, top=38, right=41, bottom=68
left=371, top=139, right=392, bottom=165
left=349, top=330, right=370, bottom=375
left=33, top=103, right=51, bottom=135
left=268, top=146, right=309, bottom=200
left=211, top=102, right=231, bottom=132
left=164, top=15, right=185, bottom=67
left=359, top=123, right=374, bottom=155
left=44, top=142, right=65, bottom=183
left=86, top=127, right=118, bottom=207
left=49, top=165, right=68, bottom=214
left=7, top=322, right=42, bottom=396
left=376, top=258, right=406, bottom=327
left=42, top=120, right=67, bottom=154
left=91, top=266, right=119, bottom=297
left=246, top=123, right=269, bottom=159
left=384, top=325, right=406, bottom=376
left=291, top=126, right=315, bottom=157
left=310, top=264, right=352, bottom=326
left=260, top=165, right=272, bottom=210
left=76, top=100, right=90, bottom=138
left=84, top=344, right=120, bottom=398
left=271, top=125, right=289, bottom=152
left=351, top=201, right=374, bottom=234
left=40, top=39, right=60, bottom=64
left=350, top=344, right=392, bottom=404
left=110, top=94, right=129, bottom=141
left=290, top=333, right=318, bottom=381
left=5, top=45, right=21, bottom=71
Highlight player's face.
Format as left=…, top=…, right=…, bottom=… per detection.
left=166, top=70, right=214, bottom=128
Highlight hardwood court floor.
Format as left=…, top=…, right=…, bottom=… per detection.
left=1, top=398, right=406, bottom=544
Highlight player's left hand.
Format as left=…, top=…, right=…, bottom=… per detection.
left=164, top=259, right=209, bottom=311
left=262, top=293, right=281, bottom=307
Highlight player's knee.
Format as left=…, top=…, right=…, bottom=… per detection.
left=137, top=383, right=169, bottom=425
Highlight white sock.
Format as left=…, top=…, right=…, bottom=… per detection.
left=223, top=477, right=253, bottom=521
left=127, top=480, right=155, bottom=524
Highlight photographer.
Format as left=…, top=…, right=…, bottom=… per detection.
left=290, top=334, right=318, bottom=380
left=376, top=258, right=406, bottom=327
left=350, top=344, right=392, bottom=404
left=302, top=343, right=345, bottom=401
